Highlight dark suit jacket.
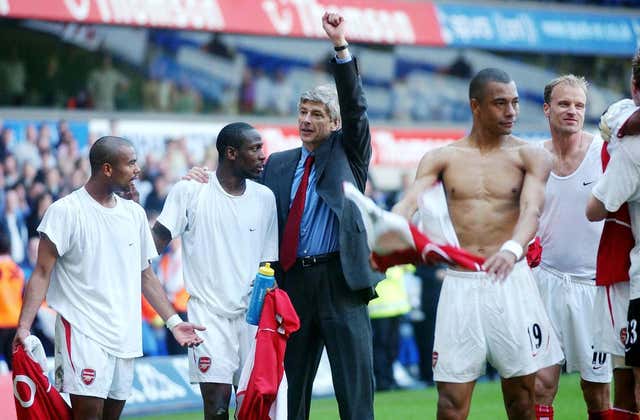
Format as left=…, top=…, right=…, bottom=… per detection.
left=262, top=57, right=383, bottom=292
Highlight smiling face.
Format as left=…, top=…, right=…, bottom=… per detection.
left=108, top=145, right=140, bottom=191
left=544, top=82, right=586, bottom=136
left=471, top=81, right=519, bottom=136
left=297, top=100, right=338, bottom=151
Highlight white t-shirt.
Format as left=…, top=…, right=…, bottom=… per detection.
left=538, top=137, right=604, bottom=277
left=157, top=174, right=278, bottom=317
left=38, top=187, right=157, bottom=358
left=592, top=135, right=640, bottom=299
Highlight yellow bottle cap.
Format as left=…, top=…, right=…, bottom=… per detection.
left=259, top=262, right=275, bottom=277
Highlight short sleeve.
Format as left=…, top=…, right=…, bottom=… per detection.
left=37, top=200, right=74, bottom=257
left=156, top=180, right=199, bottom=239
left=138, top=207, right=158, bottom=270
left=592, top=144, right=640, bottom=213
left=261, top=191, right=279, bottom=262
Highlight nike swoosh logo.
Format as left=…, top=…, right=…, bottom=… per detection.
left=583, top=181, right=594, bottom=186
left=129, top=242, right=134, bottom=246
left=249, top=228, right=256, bottom=232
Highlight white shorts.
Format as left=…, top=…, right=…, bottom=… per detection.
left=534, top=265, right=611, bottom=383
left=594, top=282, right=630, bottom=358
left=433, top=261, right=563, bottom=383
left=54, top=316, right=134, bottom=400
left=188, top=297, right=256, bottom=385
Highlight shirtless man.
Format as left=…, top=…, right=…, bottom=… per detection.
left=394, top=68, right=562, bottom=420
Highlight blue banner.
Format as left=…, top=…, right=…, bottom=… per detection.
left=437, top=4, right=639, bottom=56
left=123, top=356, right=203, bottom=416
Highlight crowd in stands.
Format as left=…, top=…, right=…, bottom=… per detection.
left=0, top=22, right=631, bottom=125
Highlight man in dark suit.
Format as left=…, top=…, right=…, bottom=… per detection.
left=261, top=12, right=383, bottom=420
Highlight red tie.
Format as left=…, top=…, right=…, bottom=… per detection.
left=280, top=155, right=315, bottom=271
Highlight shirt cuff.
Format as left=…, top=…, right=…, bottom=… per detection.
left=335, top=54, right=352, bottom=64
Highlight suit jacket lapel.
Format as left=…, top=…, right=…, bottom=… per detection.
left=312, top=134, right=334, bottom=182
left=277, top=148, right=301, bottom=220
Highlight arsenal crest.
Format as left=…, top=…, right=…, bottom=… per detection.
left=81, top=368, right=96, bottom=385
left=199, top=357, right=211, bottom=373
left=432, top=351, right=439, bottom=368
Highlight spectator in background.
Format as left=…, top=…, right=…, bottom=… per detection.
left=412, top=264, right=446, bottom=385
left=171, top=81, right=202, bottom=114
left=369, top=264, right=412, bottom=391
left=165, top=137, right=191, bottom=181
left=3, top=188, right=28, bottom=266
left=144, top=174, right=170, bottom=217
left=445, top=51, right=473, bottom=79
left=203, top=33, right=235, bottom=60
left=391, top=76, right=412, bottom=122
left=253, top=68, right=272, bottom=115
left=87, top=54, right=129, bottom=111
left=14, top=124, right=41, bottom=170
left=26, top=192, right=53, bottom=239
left=44, top=168, right=63, bottom=199
left=143, top=75, right=174, bottom=112
left=0, top=48, right=26, bottom=105
left=273, top=68, right=294, bottom=116
left=4, top=154, right=20, bottom=187
left=238, top=68, right=256, bottom=113
left=19, top=162, right=38, bottom=192
left=0, top=231, right=24, bottom=369
left=39, top=56, right=64, bottom=107
left=0, top=127, right=14, bottom=162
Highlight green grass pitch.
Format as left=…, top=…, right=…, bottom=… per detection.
left=125, top=373, right=586, bottom=419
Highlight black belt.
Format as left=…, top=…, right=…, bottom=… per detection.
left=297, top=252, right=340, bottom=268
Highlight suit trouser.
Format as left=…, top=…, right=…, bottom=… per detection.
left=281, top=257, right=374, bottom=420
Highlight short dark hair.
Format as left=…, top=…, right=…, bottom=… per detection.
left=469, top=68, right=513, bottom=101
left=633, top=50, right=640, bottom=91
left=216, top=122, right=256, bottom=163
left=89, top=136, right=134, bottom=174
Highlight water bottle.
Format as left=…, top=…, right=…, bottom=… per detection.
left=246, top=263, right=275, bottom=325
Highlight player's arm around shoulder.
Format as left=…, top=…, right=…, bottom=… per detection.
left=152, top=179, right=202, bottom=252
left=13, top=234, right=59, bottom=350
left=392, top=146, right=449, bottom=221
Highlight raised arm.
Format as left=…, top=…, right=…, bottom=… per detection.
left=392, top=147, right=447, bottom=221
left=323, top=12, right=371, bottom=182
left=13, top=234, right=58, bottom=349
left=483, top=145, right=552, bottom=279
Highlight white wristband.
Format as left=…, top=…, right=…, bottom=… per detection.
left=500, top=240, right=523, bottom=260
left=165, top=314, right=184, bottom=331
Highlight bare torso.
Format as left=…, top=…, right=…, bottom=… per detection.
left=439, top=137, right=530, bottom=258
